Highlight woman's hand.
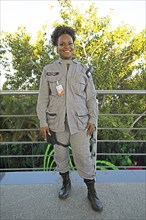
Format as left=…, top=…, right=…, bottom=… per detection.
left=86, top=122, right=95, bottom=136
left=40, top=126, right=50, bottom=141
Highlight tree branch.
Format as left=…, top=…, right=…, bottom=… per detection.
left=129, top=110, right=146, bottom=131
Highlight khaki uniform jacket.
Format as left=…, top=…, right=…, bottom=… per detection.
left=36, top=58, right=97, bottom=135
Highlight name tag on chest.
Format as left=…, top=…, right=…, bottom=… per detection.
left=56, top=84, right=64, bottom=96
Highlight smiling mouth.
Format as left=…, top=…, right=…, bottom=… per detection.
left=63, top=50, right=71, bottom=53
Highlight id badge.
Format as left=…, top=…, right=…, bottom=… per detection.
left=56, top=84, right=64, bottom=96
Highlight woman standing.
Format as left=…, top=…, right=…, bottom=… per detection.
left=37, top=25, right=103, bottom=212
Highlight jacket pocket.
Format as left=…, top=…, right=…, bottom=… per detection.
left=76, top=112, right=88, bottom=130
left=46, top=112, right=57, bottom=128
left=72, top=76, right=86, bottom=97
left=46, top=72, right=60, bottom=81
left=46, top=72, right=61, bottom=95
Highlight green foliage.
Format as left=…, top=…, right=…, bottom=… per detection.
left=0, top=143, right=47, bottom=170
left=97, top=142, right=146, bottom=168
left=0, top=94, right=39, bottom=142
left=1, top=142, right=145, bottom=171
left=1, top=26, right=56, bottom=90
left=96, top=160, right=119, bottom=170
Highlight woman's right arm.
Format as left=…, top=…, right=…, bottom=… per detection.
left=36, top=68, right=50, bottom=140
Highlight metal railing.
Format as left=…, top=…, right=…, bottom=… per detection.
left=0, top=90, right=146, bottom=171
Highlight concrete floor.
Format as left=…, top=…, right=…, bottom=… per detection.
left=0, top=171, right=146, bottom=220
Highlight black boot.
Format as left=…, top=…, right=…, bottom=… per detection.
left=84, top=179, right=103, bottom=212
left=59, top=171, right=71, bottom=199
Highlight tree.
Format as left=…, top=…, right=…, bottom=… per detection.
left=53, top=0, right=146, bottom=142
left=0, top=94, right=39, bottom=142
left=1, top=26, right=57, bottom=90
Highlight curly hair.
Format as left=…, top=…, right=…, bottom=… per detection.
left=51, top=25, right=76, bottom=46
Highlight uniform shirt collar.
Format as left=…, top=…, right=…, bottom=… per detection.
left=58, top=57, right=78, bottom=64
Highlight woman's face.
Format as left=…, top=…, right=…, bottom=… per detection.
left=57, top=34, right=74, bottom=59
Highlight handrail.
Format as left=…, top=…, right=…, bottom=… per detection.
left=1, top=153, right=145, bottom=158
left=0, top=90, right=146, bottom=95
left=0, top=90, right=145, bottom=171
left=0, top=127, right=146, bottom=132
left=0, top=114, right=145, bottom=117
left=0, top=140, right=145, bottom=145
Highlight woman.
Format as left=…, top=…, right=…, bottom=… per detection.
left=37, top=25, right=103, bottom=212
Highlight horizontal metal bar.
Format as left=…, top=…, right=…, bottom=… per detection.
left=0, top=166, right=145, bottom=171
left=1, top=153, right=145, bottom=158
left=0, top=155, right=46, bottom=158
left=98, top=128, right=146, bottom=130
left=99, top=114, right=146, bottom=116
left=97, top=140, right=146, bottom=142
left=96, top=90, right=146, bottom=95
left=0, top=90, right=146, bottom=95
left=1, top=128, right=146, bottom=132
left=0, top=141, right=46, bottom=144
left=0, top=115, right=37, bottom=118
left=0, top=140, right=146, bottom=145
left=0, top=129, right=39, bottom=131
left=97, top=153, right=146, bottom=156
left=96, top=166, right=146, bottom=169
left=0, top=90, right=39, bottom=95
left=0, top=167, right=45, bottom=171
left=0, top=114, right=145, bottom=117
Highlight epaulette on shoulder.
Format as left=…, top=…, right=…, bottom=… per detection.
left=80, top=63, right=93, bottom=78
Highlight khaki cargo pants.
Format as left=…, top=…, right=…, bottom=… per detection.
left=54, top=118, right=96, bottom=180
